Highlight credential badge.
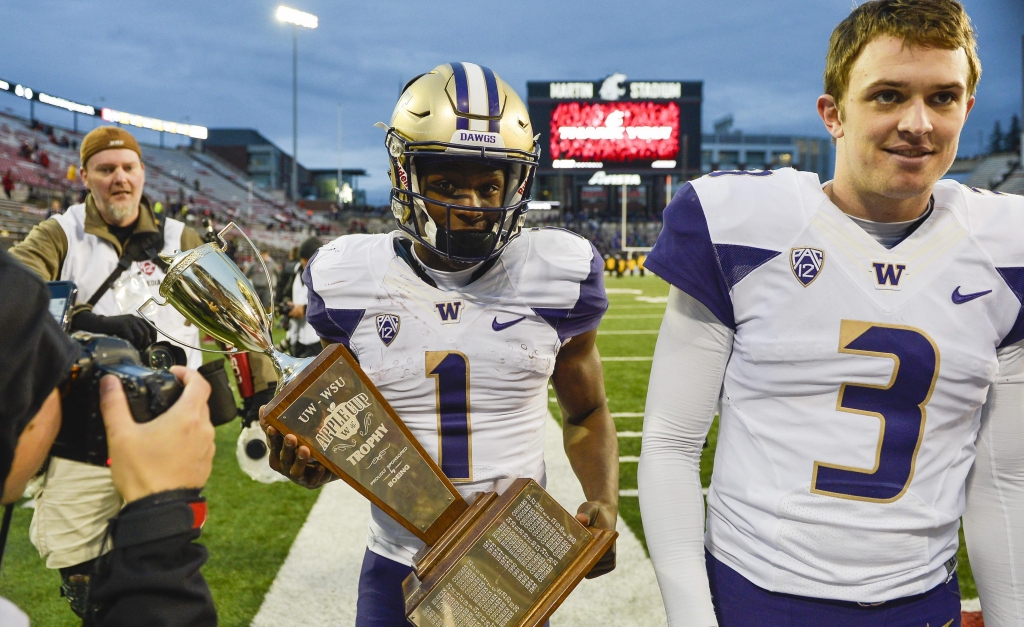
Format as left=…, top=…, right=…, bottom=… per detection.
left=375, top=314, right=400, bottom=346
left=791, top=248, right=824, bottom=286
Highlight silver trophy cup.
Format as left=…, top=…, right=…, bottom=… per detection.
left=137, top=222, right=311, bottom=387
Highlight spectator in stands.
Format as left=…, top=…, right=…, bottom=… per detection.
left=2, top=170, right=13, bottom=199
left=39, top=150, right=50, bottom=169
left=7, top=126, right=276, bottom=622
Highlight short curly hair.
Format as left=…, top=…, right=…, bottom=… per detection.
left=824, top=0, right=981, bottom=115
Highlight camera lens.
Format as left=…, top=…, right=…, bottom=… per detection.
left=145, top=346, right=176, bottom=370
left=245, top=439, right=268, bottom=460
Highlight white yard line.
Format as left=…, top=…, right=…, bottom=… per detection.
left=618, top=431, right=643, bottom=437
left=602, top=314, right=664, bottom=319
left=611, top=412, right=645, bottom=418
left=542, top=413, right=668, bottom=625
left=620, top=456, right=640, bottom=462
left=603, top=356, right=654, bottom=362
left=962, top=598, right=981, bottom=612
left=253, top=413, right=668, bottom=626
left=251, top=480, right=367, bottom=626
left=605, top=288, right=644, bottom=294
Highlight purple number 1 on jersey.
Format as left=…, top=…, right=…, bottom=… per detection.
left=426, top=351, right=472, bottom=481
left=812, top=321, right=939, bottom=502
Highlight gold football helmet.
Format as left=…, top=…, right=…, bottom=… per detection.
left=385, top=62, right=540, bottom=263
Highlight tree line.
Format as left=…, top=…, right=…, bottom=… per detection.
left=989, top=115, right=1022, bottom=155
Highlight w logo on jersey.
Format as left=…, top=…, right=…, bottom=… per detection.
left=434, top=301, right=464, bottom=324
left=790, top=248, right=824, bottom=286
left=872, top=262, right=906, bottom=289
left=375, top=314, right=400, bottom=346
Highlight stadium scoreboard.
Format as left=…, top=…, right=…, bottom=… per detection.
left=527, top=75, right=702, bottom=174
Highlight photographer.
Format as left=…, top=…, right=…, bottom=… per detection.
left=0, top=248, right=216, bottom=626
left=7, top=125, right=226, bottom=619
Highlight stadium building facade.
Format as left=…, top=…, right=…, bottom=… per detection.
left=200, top=128, right=311, bottom=200
left=701, top=116, right=834, bottom=181
left=527, top=75, right=702, bottom=221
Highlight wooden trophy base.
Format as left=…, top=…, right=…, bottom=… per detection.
left=403, top=478, right=617, bottom=627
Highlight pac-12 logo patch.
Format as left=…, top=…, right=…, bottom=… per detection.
left=375, top=314, right=400, bottom=346
left=790, top=248, right=824, bottom=286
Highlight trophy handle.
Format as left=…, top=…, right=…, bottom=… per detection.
left=218, top=222, right=274, bottom=317
left=136, top=296, right=240, bottom=355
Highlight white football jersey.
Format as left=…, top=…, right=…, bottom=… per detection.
left=304, top=228, right=606, bottom=564
left=646, top=169, right=1024, bottom=602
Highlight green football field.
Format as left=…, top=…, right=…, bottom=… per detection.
left=0, top=274, right=976, bottom=625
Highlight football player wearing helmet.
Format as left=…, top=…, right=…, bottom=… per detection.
left=640, top=1, right=1024, bottom=626
left=261, top=63, right=618, bottom=626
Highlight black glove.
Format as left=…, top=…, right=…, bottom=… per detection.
left=71, top=310, right=157, bottom=351
left=242, top=384, right=276, bottom=428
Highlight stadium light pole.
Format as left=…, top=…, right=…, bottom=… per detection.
left=276, top=5, right=318, bottom=201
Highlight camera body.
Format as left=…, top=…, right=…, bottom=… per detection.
left=50, top=332, right=183, bottom=466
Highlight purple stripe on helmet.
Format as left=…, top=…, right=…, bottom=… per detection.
left=450, top=62, right=470, bottom=131
left=480, top=65, right=501, bottom=133
left=532, top=242, right=609, bottom=342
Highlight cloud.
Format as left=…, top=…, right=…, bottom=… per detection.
left=1, top=0, right=1019, bottom=190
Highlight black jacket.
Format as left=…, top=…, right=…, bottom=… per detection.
left=89, top=490, right=216, bottom=626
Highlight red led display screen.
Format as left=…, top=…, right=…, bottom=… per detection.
left=550, top=101, right=680, bottom=163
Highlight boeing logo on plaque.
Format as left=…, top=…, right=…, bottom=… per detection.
left=142, top=223, right=616, bottom=627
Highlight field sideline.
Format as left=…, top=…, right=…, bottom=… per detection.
left=0, top=274, right=981, bottom=624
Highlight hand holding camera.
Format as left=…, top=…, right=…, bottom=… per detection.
left=100, top=366, right=215, bottom=503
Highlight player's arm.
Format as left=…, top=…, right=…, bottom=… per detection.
left=962, top=339, right=1024, bottom=626
left=638, top=287, right=732, bottom=627
left=551, top=327, right=619, bottom=578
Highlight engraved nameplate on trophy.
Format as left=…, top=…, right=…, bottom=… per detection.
left=404, top=478, right=616, bottom=627
left=262, top=344, right=468, bottom=544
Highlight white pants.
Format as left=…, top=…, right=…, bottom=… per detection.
left=29, top=457, right=123, bottom=569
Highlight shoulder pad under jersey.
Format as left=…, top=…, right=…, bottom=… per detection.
left=505, top=227, right=607, bottom=341
left=303, top=233, right=393, bottom=347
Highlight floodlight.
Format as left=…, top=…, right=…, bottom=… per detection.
left=276, top=6, right=318, bottom=29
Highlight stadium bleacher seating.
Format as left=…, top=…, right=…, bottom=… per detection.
left=0, top=111, right=332, bottom=254
left=965, top=151, right=1020, bottom=191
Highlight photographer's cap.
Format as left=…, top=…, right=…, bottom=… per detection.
left=80, top=126, right=142, bottom=169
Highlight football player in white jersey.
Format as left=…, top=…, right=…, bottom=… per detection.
left=639, top=1, right=1024, bottom=626
left=261, top=63, right=618, bottom=626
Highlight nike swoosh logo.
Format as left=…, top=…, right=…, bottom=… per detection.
left=952, top=286, right=992, bottom=304
left=492, top=316, right=526, bottom=331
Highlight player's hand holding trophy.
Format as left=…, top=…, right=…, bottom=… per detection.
left=138, top=223, right=616, bottom=627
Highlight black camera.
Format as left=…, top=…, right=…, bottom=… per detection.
left=50, top=332, right=184, bottom=467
